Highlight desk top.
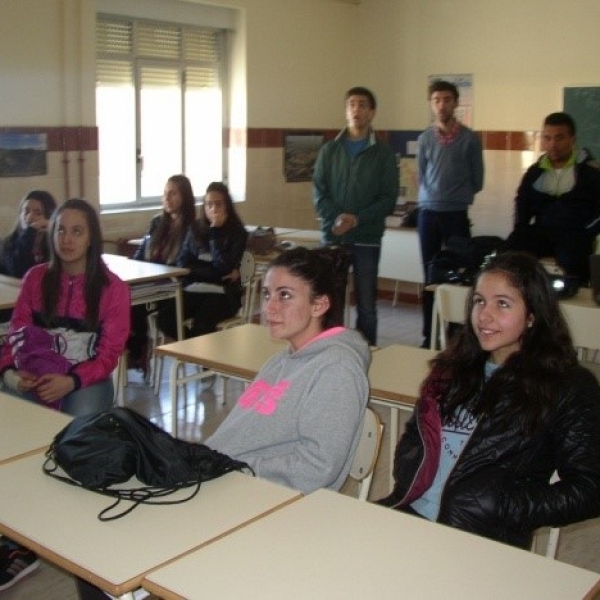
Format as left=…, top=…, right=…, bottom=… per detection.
left=142, top=488, right=600, bottom=600
left=368, top=344, right=435, bottom=406
left=560, top=286, right=598, bottom=309
left=0, top=274, right=21, bottom=287
left=276, top=229, right=321, bottom=248
left=0, top=455, right=299, bottom=596
left=102, top=254, right=189, bottom=285
left=0, top=392, right=72, bottom=465
left=0, top=282, right=20, bottom=310
left=155, top=323, right=287, bottom=380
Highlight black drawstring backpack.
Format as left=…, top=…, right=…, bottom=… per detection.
left=43, top=406, right=253, bottom=521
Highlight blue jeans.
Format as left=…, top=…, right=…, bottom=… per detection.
left=348, top=244, right=381, bottom=346
left=2, top=378, right=114, bottom=417
left=418, top=209, right=471, bottom=342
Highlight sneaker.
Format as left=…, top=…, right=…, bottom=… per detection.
left=0, top=541, right=40, bottom=591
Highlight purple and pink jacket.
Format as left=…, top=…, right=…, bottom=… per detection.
left=0, top=262, right=130, bottom=390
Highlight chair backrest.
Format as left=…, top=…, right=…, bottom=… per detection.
left=561, top=302, right=600, bottom=353
left=239, top=250, right=256, bottom=285
left=217, top=252, right=260, bottom=330
left=348, top=407, right=384, bottom=501
left=430, top=284, right=470, bottom=350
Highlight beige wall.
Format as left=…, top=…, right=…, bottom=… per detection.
left=1, top=0, right=600, bottom=242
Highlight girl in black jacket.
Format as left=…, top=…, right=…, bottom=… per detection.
left=380, top=251, right=600, bottom=549
left=157, top=181, right=248, bottom=339
left=1, top=190, right=56, bottom=278
left=128, top=174, right=197, bottom=371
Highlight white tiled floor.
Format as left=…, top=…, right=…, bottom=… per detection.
left=5, top=299, right=600, bottom=599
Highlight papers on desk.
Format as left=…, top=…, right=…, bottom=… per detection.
left=129, top=281, right=180, bottom=301
left=184, top=282, right=225, bottom=294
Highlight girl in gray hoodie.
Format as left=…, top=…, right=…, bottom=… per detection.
left=207, top=247, right=370, bottom=494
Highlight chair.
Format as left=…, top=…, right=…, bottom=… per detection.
left=430, top=284, right=470, bottom=350
left=560, top=299, right=600, bottom=381
left=348, top=407, right=384, bottom=501
left=217, top=250, right=260, bottom=330
left=532, top=471, right=561, bottom=559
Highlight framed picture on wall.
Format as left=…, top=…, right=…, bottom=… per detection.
left=283, top=133, right=324, bottom=182
left=0, top=133, right=48, bottom=177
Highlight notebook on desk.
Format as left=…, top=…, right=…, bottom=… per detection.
left=590, top=255, right=600, bottom=306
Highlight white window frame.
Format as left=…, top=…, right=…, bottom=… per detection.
left=96, top=15, right=227, bottom=208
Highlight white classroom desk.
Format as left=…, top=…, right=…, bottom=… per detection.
left=0, top=283, right=20, bottom=311
left=102, top=253, right=189, bottom=340
left=0, top=392, right=72, bottom=465
left=155, top=323, right=286, bottom=435
left=0, top=455, right=300, bottom=599
left=560, top=286, right=599, bottom=312
left=368, top=343, right=436, bottom=489
left=0, top=274, right=21, bottom=286
left=142, top=488, right=600, bottom=600
left=276, top=228, right=321, bottom=248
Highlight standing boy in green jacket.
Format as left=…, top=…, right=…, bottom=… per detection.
left=313, top=86, right=398, bottom=346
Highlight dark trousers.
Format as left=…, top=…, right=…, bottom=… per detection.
left=157, top=291, right=240, bottom=340
left=348, top=244, right=381, bottom=347
left=418, top=208, right=471, bottom=343
left=503, top=224, right=593, bottom=285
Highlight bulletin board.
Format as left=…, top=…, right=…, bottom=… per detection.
left=563, top=87, right=600, bottom=160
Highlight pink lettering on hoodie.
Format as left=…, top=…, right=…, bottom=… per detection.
left=239, top=380, right=291, bottom=415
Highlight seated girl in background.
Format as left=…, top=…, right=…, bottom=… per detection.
left=207, top=246, right=370, bottom=494
left=0, top=198, right=130, bottom=416
left=157, top=181, right=248, bottom=339
left=128, top=174, right=197, bottom=369
left=379, top=251, right=600, bottom=549
left=1, top=190, right=56, bottom=278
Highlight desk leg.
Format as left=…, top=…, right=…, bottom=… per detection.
left=170, top=358, right=181, bottom=436
left=389, top=406, right=398, bottom=492
left=174, top=283, right=184, bottom=341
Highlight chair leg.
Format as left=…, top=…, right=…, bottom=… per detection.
left=153, top=354, right=164, bottom=395
left=392, top=280, right=400, bottom=307
left=546, top=527, right=560, bottom=559
left=114, top=352, right=128, bottom=407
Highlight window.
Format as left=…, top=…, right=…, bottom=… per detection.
left=96, top=17, right=225, bottom=206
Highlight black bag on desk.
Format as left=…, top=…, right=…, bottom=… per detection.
left=43, top=407, right=253, bottom=521
left=247, top=226, right=276, bottom=255
left=426, top=235, right=504, bottom=286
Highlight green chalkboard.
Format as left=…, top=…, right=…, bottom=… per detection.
left=563, top=86, right=600, bottom=160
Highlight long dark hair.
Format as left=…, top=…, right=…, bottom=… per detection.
left=150, top=175, right=197, bottom=260
left=193, top=181, right=245, bottom=240
left=267, top=246, right=350, bottom=330
left=7, top=190, right=56, bottom=241
left=430, top=252, right=577, bottom=431
left=42, top=198, right=108, bottom=329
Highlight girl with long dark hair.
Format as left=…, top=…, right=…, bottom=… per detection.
left=380, top=252, right=600, bottom=549
left=129, top=174, right=197, bottom=369
left=1, top=190, right=57, bottom=278
left=157, top=181, right=248, bottom=338
left=0, top=198, right=130, bottom=414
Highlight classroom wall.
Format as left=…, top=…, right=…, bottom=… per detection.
left=1, top=0, right=599, bottom=246
left=0, top=0, right=98, bottom=235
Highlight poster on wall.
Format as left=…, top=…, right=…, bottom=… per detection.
left=427, top=74, right=473, bottom=127
left=0, top=133, right=48, bottom=177
left=563, top=86, right=600, bottom=161
left=283, top=133, right=324, bottom=182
